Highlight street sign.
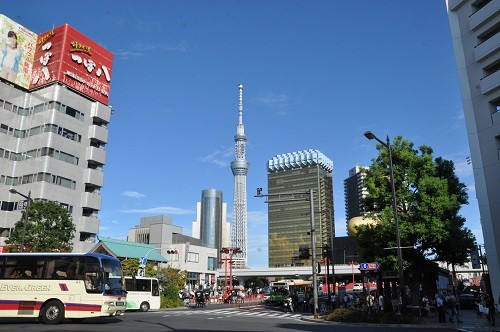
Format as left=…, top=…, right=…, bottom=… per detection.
left=139, top=256, right=147, bottom=267
left=16, top=200, right=29, bottom=210
left=359, top=262, right=379, bottom=271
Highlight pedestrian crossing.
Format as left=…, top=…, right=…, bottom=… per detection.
left=161, top=308, right=304, bottom=320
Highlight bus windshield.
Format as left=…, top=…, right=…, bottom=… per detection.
left=102, top=257, right=125, bottom=295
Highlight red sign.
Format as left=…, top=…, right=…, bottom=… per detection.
left=30, top=24, right=113, bottom=105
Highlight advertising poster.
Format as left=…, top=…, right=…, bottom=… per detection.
left=0, top=15, right=37, bottom=89
left=31, top=24, right=113, bottom=105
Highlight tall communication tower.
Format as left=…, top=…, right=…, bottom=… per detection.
left=230, top=84, right=250, bottom=268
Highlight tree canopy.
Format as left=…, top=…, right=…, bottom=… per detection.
left=356, top=136, right=476, bottom=298
left=6, top=200, right=76, bottom=252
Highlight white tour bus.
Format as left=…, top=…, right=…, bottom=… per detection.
left=120, top=276, right=160, bottom=312
left=0, top=252, right=127, bottom=324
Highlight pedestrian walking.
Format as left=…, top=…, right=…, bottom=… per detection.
left=475, top=296, right=485, bottom=328
left=421, top=294, right=433, bottom=318
left=436, top=293, right=446, bottom=323
left=445, top=291, right=462, bottom=323
left=378, top=293, right=384, bottom=312
left=485, top=294, right=496, bottom=326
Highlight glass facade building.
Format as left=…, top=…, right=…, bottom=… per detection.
left=200, top=189, right=223, bottom=252
left=267, top=149, right=334, bottom=267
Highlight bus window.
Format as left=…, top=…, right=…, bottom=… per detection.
left=152, top=279, right=159, bottom=296
left=136, top=279, right=151, bottom=292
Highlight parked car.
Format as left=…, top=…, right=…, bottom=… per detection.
left=458, top=293, right=476, bottom=309
left=352, top=283, right=363, bottom=292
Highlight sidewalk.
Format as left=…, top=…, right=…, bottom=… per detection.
left=302, top=307, right=500, bottom=331
left=419, top=309, right=499, bottom=331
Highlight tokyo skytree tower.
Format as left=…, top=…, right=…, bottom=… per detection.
left=230, top=84, right=250, bottom=269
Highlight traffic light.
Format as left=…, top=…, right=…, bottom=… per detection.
left=166, top=249, right=178, bottom=254
left=299, top=246, right=310, bottom=259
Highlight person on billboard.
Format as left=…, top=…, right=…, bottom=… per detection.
left=0, top=30, right=23, bottom=82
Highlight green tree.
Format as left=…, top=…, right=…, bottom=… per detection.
left=6, top=201, right=75, bottom=252
left=244, top=276, right=265, bottom=292
left=356, top=136, right=476, bottom=303
left=121, top=258, right=139, bottom=276
left=154, top=267, right=187, bottom=308
left=120, top=259, right=157, bottom=277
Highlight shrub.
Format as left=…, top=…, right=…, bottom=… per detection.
left=325, top=308, right=368, bottom=323
left=324, top=308, right=423, bottom=325
left=161, top=283, right=183, bottom=308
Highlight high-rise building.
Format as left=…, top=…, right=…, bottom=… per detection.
left=191, top=189, right=230, bottom=256
left=344, top=166, right=368, bottom=235
left=0, top=15, right=114, bottom=252
left=446, top=0, right=500, bottom=300
left=267, top=149, right=334, bottom=267
left=230, top=84, right=250, bottom=269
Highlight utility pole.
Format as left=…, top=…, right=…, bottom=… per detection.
left=255, top=188, right=319, bottom=318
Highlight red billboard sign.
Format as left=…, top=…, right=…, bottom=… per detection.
left=30, top=24, right=113, bottom=105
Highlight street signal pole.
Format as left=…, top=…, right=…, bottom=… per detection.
left=255, top=188, right=319, bottom=318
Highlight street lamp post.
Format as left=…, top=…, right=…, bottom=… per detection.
left=138, top=247, right=162, bottom=276
left=9, top=189, right=32, bottom=253
left=321, top=209, right=336, bottom=303
left=364, top=131, right=405, bottom=310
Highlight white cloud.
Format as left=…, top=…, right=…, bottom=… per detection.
left=199, top=146, right=233, bottom=168
left=114, top=51, right=144, bottom=60
left=122, top=191, right=146, bottom=198
left=454, top=160, right=473, bottom=179
left=120, top=206, right=194, bottom=215
left=255, top=93, right=289, bottom=108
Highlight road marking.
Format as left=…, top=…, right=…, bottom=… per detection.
left=162, top=309, right=304, bottom=320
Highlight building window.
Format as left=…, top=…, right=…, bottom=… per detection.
left=207, top=257, right=217, bottom=271
left=491, top=98, right=500, bottom=115
left=187, top=252, right=199, bottom=263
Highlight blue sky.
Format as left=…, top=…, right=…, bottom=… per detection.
left=1, top=1, right=482, bottom=268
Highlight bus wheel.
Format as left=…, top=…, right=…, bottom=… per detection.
left=41, top=300, right=65, bottom=324
left=139, top=302, right=150, bottom=312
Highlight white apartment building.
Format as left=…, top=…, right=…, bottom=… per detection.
left=446, top=0, right=500, bottom=299
left=0, top=81, right=111, bottom=252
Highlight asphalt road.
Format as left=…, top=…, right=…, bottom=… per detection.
left=0, top=305, right=469, bottom=332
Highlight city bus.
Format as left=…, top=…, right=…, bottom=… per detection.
left=0, top=252, right=127, bottom=324
left=121, top=276, right=160, bottom=312
left=269, top=279, right=312, bottom=303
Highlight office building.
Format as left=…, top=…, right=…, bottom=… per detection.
left=230, top=84, right=250, bottom=269
left=446, top=0, right=500, bottom=299
left=127, top=216, right=218, bottom=288
left=344, top=166, right=368, bottom=235
left=0, top=15, right=113, bottom=252
left=267, top=149, right=334, bottom=267
left=192, top=189, right=230, bottom=257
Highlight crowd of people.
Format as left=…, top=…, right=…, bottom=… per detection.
left=432, top=290, right=495, bottom=327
